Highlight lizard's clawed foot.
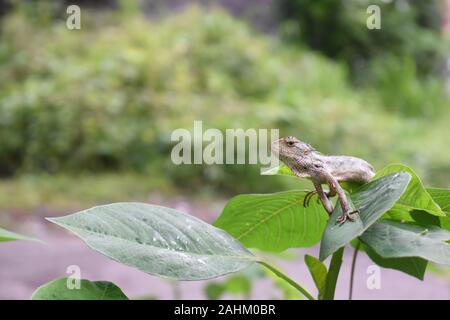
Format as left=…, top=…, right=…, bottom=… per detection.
left=304, top=190, right=334, bottom=207
left=336, top=210, right=359, bottom=225
left=303, top=191, right=319, bottom=207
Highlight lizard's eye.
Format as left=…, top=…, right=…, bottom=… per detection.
left=287, top=141, right=295, bottom=147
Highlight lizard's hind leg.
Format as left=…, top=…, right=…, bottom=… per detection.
left=326, top=174, right=358, bottom=224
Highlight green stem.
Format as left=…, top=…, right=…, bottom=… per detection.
left=323, top=247, right=344, bottom=300
left=349, top=241, right=360, bottom=300
left=258, top=261, right=315, bottom=300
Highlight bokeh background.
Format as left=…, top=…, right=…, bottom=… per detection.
left=0, top=0, right=449, bottom=299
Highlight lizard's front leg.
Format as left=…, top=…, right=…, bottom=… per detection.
left=326, top=174, right=358, bottom=224
left=311, top=182, right=334, bottom=215
left=303, top=187, right=336, bottom=207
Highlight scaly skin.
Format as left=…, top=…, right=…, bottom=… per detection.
left=271, top=136, right=375, bottom=224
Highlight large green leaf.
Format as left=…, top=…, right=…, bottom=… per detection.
left=385, top=205, right=450, bottom=232
left=374, top=164, right=444, bottom=216
left=427, top=188, right=450, bottom=212
left=304, top=255, right=327, bottom=299
left=319, top=172, right=411, bottom=261
left=427, top=188, right=450, bottom=230
left=359, top=241, right=427, bottom=280
left=31, top=278, right=128, bottom=300
left=47, top=203, right=256, bottom=280
left=0, top=227, right=39, bottom=243
left=410, top=210, right=441, bottom=227
left=360, top=220, right=450, bottom=265
left=383, top=205, right=415, bottom=223
left=214, top=191, right=329, bottom=252
left=440, top=217, right=450, bottom=232
left=322, top=247, right=344, bottom=300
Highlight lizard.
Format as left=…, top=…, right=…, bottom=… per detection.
left=271, top=136, right=375, bottom=224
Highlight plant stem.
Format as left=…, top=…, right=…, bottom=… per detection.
left=323, top=247, right=344, bottom=300
left=349, top=241, right=360, bottom=300
left=258, top=261, right=315, bottom=300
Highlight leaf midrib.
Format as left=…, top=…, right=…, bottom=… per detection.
left=236, top=197, right=304, bottom=241
left=50, top=219, right=257, bottom=262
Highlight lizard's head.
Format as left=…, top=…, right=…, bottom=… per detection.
left=271, top=136, right=315, bottom=161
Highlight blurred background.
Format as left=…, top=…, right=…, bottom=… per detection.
left=0, top=0, right=449, bottom=299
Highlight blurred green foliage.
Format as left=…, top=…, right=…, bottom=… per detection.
left=279, top=0, right=450, bottom=117
left=203, top=263, right=305, bottom=300
left=370, top=56, right=448, bottom=117
left=0, top=173, right=173, bottom=209
left=279, top=0, right=447, bottom=81
left=205, top=275, right=252, bottom=299
left=0, top=3, right=449, bottom=198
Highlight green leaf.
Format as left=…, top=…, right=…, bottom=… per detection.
left=319, top=172, right=411, bottom=261
left=261, top=164, right=296, bottom=177
left=31, top=278, right=128, bottom=300
left=410, top=210, right=441, bottom=227
left=322, top=247, right=344, bottom=300
left=0, top=227, right=40, bottom=243
left=304, top=255, right=327, bottom=299
left=47, top=202, right=256, bottom=280
left=427, top=188, right=450, bottom=231
left=374, top=164, right=444, bottom=216
left=385, top=206, right=450, bottom=233
left=383, top=205, right=415, bottom=222
left=440, top=215, right=450, bottom=232
left=360, top=220, right=450, bottom=265
left=360, top=241, right=427, bottom=280
left=427, top=188, right=450, bottom=212
left=214, top=190, right=329, bottom=252
left=384, top=206, right=446, bottom=226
